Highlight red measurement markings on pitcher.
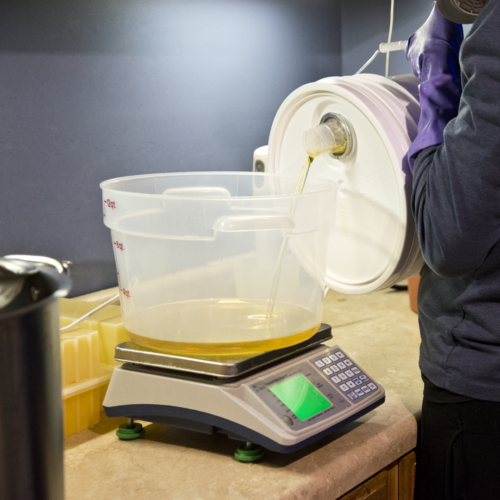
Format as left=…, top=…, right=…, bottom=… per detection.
left=120, top=288, right=131, bottom=298
left=113, top=241, right=125, bottom=251
left=103, top=199, right=116, bottom=217
left=104, top=199, right=116, bottom=209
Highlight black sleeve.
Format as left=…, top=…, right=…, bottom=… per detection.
left=411, top=1, right=500, bottom=278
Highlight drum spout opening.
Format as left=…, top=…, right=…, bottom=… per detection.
left=302, top=114, right=354, bottom=160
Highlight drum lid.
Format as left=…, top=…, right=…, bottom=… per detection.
left=267, top=74, right=423, bottom=294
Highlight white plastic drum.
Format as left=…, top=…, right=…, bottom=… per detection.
left=267, top=74, right=424, bottom=294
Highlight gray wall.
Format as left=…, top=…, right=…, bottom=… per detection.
left=0, top=0, right=341, bottom=296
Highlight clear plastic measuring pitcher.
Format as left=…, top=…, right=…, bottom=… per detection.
left=101, top=172, right=337, bottom=355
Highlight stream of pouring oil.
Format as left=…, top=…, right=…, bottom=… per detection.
left=266, top=155, right=315, bottom=322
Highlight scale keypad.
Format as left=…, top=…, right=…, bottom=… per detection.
left=313, top=349, right=378, bottom=404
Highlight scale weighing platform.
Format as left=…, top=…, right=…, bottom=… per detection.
left=103, top=324, right=385, bottom=460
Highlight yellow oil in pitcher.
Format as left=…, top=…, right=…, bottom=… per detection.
left=124, top=299, right=320, bottom=356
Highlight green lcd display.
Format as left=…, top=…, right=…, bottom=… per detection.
left=270, top=374, right=332, bottom=421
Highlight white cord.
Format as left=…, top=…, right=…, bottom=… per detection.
left=386, top=0, right=395, bottom=77
left=355, top=49, right=380, bottom=75
left=60, top=294, right=120, bottom=333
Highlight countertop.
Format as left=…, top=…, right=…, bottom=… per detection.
left=65, top=287, right=423, bottom=500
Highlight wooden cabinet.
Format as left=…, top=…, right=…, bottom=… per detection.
left=339, top=451, right=416, bottom=500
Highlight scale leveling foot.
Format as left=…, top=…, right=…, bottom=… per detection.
left=234, top=443, right=264, bottom=462
left=116, top=420, right=145, bottom=440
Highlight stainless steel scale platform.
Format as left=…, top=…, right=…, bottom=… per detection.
left=114, top=323, right=334, bottom=379
left=103, top=324, right=385, bottom=457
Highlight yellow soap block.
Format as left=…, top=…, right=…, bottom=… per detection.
left=99, top=316, right=130, bottom=365
left=99, top=383, right=108, bottom=405
left=60, top=328, right=114, bottom=436
left=60, top=329, right=101, bottom=386
left=63, top=386, right=106, bottom=436
left=59, top=294, right=127, bottom=436
left=59, top=297, right=128, bottom=364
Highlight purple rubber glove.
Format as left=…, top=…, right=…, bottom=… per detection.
left=406, top=2, right=464, bottom=173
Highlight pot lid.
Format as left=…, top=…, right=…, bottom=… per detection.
left=0, top=256, right=70, bottom=313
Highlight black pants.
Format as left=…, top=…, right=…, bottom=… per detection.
left=415, top=390, right=500, bottom=500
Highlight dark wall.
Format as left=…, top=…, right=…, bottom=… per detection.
left=0, top=0, right=341, bottom=296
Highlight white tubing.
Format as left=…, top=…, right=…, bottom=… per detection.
left=355, top=40, right=408, bottom=75
left=60, top=294, right=120, bottom=332
left=355, top=50, right=380, bottom=75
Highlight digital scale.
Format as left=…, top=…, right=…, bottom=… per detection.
left=103, top=324, right=385, bottom=461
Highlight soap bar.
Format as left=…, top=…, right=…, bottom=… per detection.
left=61, top=329, right=101, bottom=386
left=63, top=387, right=103, bottom=436
left=99, top=316, right=130, bottom=365
left=59, top=298, right=128, bottom=364
left=59, top=295, right=127, bottom=436
left=58, top=295, right=130, bottom=435
left=60, top=328, right=113, bottom=436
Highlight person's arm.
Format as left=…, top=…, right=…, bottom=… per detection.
left=411, top=1, right=500, bottom=278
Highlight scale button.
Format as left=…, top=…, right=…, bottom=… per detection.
left=323, top=367, right=333, bottom=376
left=339, top=384, right=349, bottom=392
left=335, top=351, right=345, bottom=359
left=329, top=354, right=338, bottom=362
left=345, top=370, right=354, bottom=377
left=352, top=367, right=361, bottom=375
left=331, top=376, right=341, bottom=384
left=368, top=383, right=377, bottom=391
left=338, top=373, right=347, bottom=381
left=282, top=415, right=294, bottom=426
left=337, top=362, right=346, bottom=370
left=331, top=365, right=340, bottom=373
left=314, top=360, right=325, bottom=368
left=347, top=381, right=356, bottom=389
left=361, top=385, right=371, bottom=393
left=355, top=388, right=364, bottom=397
left=322, top=357, right=332, bottom=365
left=348, top=391, right=358, bottom=400
left=344, top=359, right=353, bottom=366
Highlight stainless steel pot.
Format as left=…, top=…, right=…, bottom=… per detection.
left=0, top=255, right=70, bottom=500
